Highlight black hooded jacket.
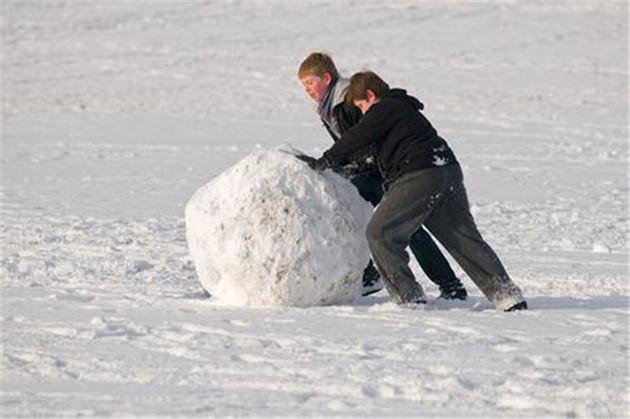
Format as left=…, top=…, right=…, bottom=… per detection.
left=323, top=88, right=458, bottom=183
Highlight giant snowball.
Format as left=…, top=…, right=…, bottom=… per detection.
left=185, top=148, right=373, bottom=307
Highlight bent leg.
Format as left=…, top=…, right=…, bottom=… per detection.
left=365, top=171, right=448, bottom=303
left=367, top=205, right=424, bottom=303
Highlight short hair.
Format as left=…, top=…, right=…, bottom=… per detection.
left=297, top=52, right=339, bottom=81
left=346, top=71, right=390, bottom=104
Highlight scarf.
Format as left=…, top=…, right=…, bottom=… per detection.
left=317, top=77, right=350, bottom=140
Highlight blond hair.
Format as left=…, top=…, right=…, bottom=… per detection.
left=297, top=52, right=339, bottom=80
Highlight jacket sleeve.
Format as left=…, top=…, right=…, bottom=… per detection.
left=323, top=102, right=391, bottom=165
left=322, top=121, right=340, bottom=142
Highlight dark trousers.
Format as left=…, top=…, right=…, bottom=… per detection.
left=365, top=165, right=524, bottom=309
left=350, top=171, right=458, bottom=288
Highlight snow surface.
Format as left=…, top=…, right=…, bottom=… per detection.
left=185, top=149, right=371, bottom=307
left=1, top=1, right=628, bottom=417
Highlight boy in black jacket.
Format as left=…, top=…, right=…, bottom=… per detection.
left=298, top=52, right=467, bottom=300
left=303, top=71, right=527, bottom=311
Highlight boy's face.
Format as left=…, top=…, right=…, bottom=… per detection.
left=353, top=89, right=378, bottom=114
left=353, top=99, right=371, bottom=114
left=300, top=73, right=332, bottom=103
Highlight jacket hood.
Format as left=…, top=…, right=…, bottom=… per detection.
left=332, top=77, right=350, bottom=107
left=386, top=88, right=424, bottom=110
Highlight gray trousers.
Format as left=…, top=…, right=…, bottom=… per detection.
left=366, top=164, right=524, bottom=310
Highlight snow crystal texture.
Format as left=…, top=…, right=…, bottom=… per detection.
left=185, top=149, right=373, bottom=307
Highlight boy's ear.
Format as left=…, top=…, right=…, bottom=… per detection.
left=323, top=72, right=333, bottom=85
left=366, top=89, right=377, bottom=102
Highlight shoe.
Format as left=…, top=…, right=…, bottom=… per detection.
left=438, top=280, right=468, bottom=301
left=397, top=286, right=428, bottom=305
left=505, top=301, right=528, bottom=312
left=411, top=296, right=428, bottom=305
left=361, top=261, right=384, bottom=297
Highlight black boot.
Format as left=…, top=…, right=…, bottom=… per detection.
left=438, top=279, right=468, bottom=301
left=361, top=260, right=384, bottom=297
left=505, top=301, right=528, bottom=312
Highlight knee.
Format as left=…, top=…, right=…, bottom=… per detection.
left=365, top=218, right=384, bottom=249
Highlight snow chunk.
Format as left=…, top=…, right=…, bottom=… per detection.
left=592, top=241, right=611, bottom=253
left=185, top=149, right=373, bottom=307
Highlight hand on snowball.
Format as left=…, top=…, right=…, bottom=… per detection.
left=295, top=154, right=332, bottom=171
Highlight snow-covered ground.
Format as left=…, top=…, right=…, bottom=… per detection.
left=1, top=1, right=628, bottom=417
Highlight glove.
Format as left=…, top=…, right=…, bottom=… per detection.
left=295, top=154, right=332, bottom=171
left=295, top=153, right=317, bottom=166
left=310, top=156, right=332, bottom=171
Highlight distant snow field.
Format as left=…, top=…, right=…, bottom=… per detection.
left=1, top=1, right=628, bottom=417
